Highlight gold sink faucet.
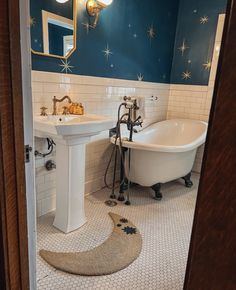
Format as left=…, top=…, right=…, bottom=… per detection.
left=52, top=95, right=72, bottom=115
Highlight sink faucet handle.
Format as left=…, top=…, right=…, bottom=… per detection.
left=62, top=106, right=69, bottom=115
left=40, top=106, right=48, bottom=116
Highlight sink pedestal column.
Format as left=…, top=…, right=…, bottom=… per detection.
left=53, top=136, right=90, bottom=233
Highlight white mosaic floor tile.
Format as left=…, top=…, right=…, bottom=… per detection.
left=37, top=174, right=199, bottom=290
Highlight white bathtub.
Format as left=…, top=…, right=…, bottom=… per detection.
left=113, top=119, right=207, bottom=188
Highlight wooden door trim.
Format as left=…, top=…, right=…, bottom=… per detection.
left=184, top=0, right=236, bottom=289
left=0, top=0, right=29, bottom=289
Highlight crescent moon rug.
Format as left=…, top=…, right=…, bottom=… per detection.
left=40, top=212, right=142, bottom=276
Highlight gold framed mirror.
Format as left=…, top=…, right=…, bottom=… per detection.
left=30, top=0, right=77, bottom=59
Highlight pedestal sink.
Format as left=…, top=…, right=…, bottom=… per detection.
left=34, top=114, right=115, bottom=233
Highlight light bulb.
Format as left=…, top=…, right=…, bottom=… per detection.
left=97, top=0, right=113, bottom=7
left=56, top=0, right=69, bottom=3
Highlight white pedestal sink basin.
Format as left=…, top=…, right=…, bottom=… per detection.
left=34, top=114, right=115, bottom=233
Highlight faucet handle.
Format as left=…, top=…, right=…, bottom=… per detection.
left=149, top=96, right=158, bottom=101
left=137, top=116, right=143, bottom=127
left=40, top=106, right=48, bottom=116
left=62, top=106, right=69, bottom=115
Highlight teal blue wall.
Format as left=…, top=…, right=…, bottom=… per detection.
left=48, top=24, right=73, bottom=56
left=31, top=0, right=228, bottom=85
left=31, top=0, right=179, bottom=83
left=171, top=0, right=227, bottom=85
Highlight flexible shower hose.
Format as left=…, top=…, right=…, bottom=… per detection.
left=104, top=103, right=129, bottom=190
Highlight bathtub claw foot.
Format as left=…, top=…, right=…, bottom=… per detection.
left=182, top=173, right=193, bottom=188
left=151, top=183, right=163, bottom=201
left=153, top=193, right=163, bottom=200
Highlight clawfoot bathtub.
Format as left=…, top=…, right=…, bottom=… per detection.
left=111, top=119, right=208, bottom=200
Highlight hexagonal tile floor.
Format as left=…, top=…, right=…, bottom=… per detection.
left=37, top=174, right=199, bottom=290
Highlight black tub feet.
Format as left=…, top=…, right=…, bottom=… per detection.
left=182, top=173, right=193, bottom=188
left=151, top=183, right=163, bottom=200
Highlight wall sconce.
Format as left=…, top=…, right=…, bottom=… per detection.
left=86, top=0, right=113, bottom=28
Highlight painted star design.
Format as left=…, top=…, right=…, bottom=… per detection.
left=178, top=39, right=189, bottom=56
left=193, top=9, right=197, bottom=13
left=203, top=60, right=212, bottom=71
left=137, top=73, right=144, bottom=81
left=122, top=226, right=137, bottom=235
left=128, top=24, right=132, bottom=28
left=133, top=33, right=138, bottom=38
left=182, top=71, right=191, bottom=80
left=82, top=22, right=91, bottom=34
left=59, top=59, right=74, bottom=74
left=102, top=44, right=113, bottom=61
left=30, top=16, right=36, bottom=27
left=147, top=25, right=156, bottom=39
left=200, top=16, right=209, bottom=24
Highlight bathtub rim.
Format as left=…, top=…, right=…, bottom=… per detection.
left=111, top=119, right=208, bottom=153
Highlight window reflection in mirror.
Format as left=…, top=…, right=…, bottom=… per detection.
left=30, top=0, right=76, bottom=58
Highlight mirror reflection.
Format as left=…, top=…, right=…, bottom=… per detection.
left=30, top=0, right=76, bottom=58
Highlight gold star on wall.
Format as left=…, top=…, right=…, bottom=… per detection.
left=182, top=71, right=191, bottom=80
left=30, top=16, right=36, bottom=27
left=137, top=73, right=144, bottom=81
left=102, top=44, right=113, bottom=61
left=147, top=25, right=156, bottom=39
left=200, top=16, right=209, bottom=24
left=178, top=39, right=189, bottom=56
left=203, top=60, right=212, bottom=71
left=59, top=59, right=74, bottom=74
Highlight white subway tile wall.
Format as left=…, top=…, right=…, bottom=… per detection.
left=167, top=85, right=209, bottom=122
left=32, top=72, right=170, bottom=216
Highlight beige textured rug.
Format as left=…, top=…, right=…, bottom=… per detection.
left=40, top=212, right=142, bottom=276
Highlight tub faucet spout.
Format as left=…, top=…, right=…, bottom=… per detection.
left=128, top=115, right=143, bottom=141
left=120, top=114, right=143, bottom=141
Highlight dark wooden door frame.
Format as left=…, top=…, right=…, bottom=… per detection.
left=0, top=0, right=29, bottom=289
left=184, top=0, right=236, bottom=289
left=0, top=0, right=236, bottom=289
